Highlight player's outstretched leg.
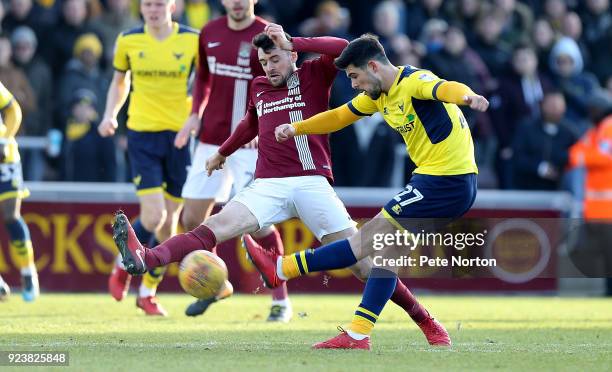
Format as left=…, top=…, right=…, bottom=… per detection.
left=112, top=213, right=149, bottom=275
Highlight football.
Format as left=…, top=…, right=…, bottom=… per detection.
left=178, top=250, right=228, bottom=299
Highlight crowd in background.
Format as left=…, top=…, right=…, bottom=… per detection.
left=1, top=0, right=611, bottom=191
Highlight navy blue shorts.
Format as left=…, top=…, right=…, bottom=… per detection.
left=127, top=130, right=191, bottom=201
left=0, top=161, right=29, bottom=201
left=382, top=173, right=477, bottom=230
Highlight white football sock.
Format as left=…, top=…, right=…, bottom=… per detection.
left=139, top=284, right=156, bottom=298
left=271, top=298, right=291, bottom=308
left=116, top=254, right=126, bottom=270
left=346, top=330, right=369, bottom=340
left=276, top=257, right=288, bottom=281
left=20, top=265, right=36, bottom=276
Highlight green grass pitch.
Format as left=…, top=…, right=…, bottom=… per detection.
left=1, top=294, right=611, bottom=371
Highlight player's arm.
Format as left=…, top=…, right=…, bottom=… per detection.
left=275, top=105, right=361, bottom=142
left=176, top=33, right=209, bottom=148
left=207, top=102, right=258, bottom=176
left=0, top=99, right=22, bottom=139
left=265, top=23, right=348, bottom=57
left=99, top=34, right=132, bottom=137
left=98, top=71, right=131, bottom=137
left=276, top=92, right=378, bottom=142
left=413, top=71, right=489, bottom=112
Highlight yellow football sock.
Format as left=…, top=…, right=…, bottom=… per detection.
left=281, top=254, right=302, bottom=279
left=141, top=266, right=166, bottom=291
left=349, top=306, right=379, bottom=335
left=10, top=240, right=34, bottom=270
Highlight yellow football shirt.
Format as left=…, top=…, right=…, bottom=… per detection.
left=113, top=23, right=199, bottom=132
left=348, top=66, right=478, bottom=176
left=0, top=82, right=20, bottom=163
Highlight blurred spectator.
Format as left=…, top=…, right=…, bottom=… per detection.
left=581, top=0, right=612, bottom=85
left=11, top=26, right=53, bottom=181
left=444, top=0, right=489, bottom=44
left=472, top=11, right=512, bottom=77
left=0, top=33, right=36, bottom=124
left=561, top=12, right=590, bottom=66
left=91, top=0, right=141, bottom=72
left=424, top=26, right=484, bottom=125
left=330, top=114, right=398, bottom=187
left=62, top=88, right=116, bottom=181
left=489, top=43, right=554, bottom=189
left=549, top=36, right=603, bottom=130
left=425, top=25, right=494, bottom=175
left=57, top=33, right=107, bottom=131
left=532, top=18, right=556, bottom=76
left=419, top=18, right=447, bottom=55
left=544, top=0, right=568, bottom=32
left=405, top=0, right=444, bottom=40
left=42, top=0, right=103, bottom=78
left=372, top=1, right=411, bottom=64
left=1, top=0, right=57, bottom=39
left=298, top=0, right=350, bottom=38
left=493, top=0, right=534, bottom=46
left=512, top=92, right=578, bottom=190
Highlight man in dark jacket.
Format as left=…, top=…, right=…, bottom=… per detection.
left=513, top=91, right=579, bottom=190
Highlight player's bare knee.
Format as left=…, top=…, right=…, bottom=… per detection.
left=0, top=199, right=19, bottom=223
left=348, top=261, right=372, bottom=282
left=181, top=210, right=201, bottom=231
left=141, top=208, right=167, bottom=232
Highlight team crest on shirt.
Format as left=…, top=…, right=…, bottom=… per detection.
left=392, top=204, right=402, bottom=214
left=287, top=73, right=300, bottom=89
left=238, top=42, right=252, bottom=58
left=256, top=100, right=263, bottom=117
left=418, top=73, right=435, bottom=82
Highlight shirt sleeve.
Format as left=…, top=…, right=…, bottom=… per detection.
left=0, top=82, right=14, bottom=111
left=347, top=93, right=378, bottom=116
left=407, top=69, right=446, bottom=100
left=218, top=94, right=258, bottom=156
left=191, top=31, right=211, bottom=115
left=113, top=34, right=129, bottom=72
left=292, top=37, right=348, bottom=85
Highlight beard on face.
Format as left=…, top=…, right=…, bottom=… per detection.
left=364, top=71, right=383, bottom=99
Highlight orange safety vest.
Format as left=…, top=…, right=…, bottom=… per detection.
left=569, top=115, right=612, bottom=219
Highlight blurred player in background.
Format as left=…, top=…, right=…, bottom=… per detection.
left=0, top=81, right=39, bottom=302
left=98, top=0, right=198, bottom=316
left=173, top=0, right=292, bottom=322
left=246, top=34, right=488, bottom=350
left=112, top=25, right=451, bottom=347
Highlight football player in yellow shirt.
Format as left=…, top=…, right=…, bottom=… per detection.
left=246, top=34, right=489, bottom=350
left=0, top=82, right=39, bottom=302
left=98, top=0, right=198, bottom=315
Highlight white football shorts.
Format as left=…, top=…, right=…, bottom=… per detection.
left=231, top=175, right=356, bottom=240
left=181, top=142, right=257, bottom=202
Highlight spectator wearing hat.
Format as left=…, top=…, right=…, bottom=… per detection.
left=11, top=26, right=53, bottom=181
left=57, top=33, right=107, bottom=128
left=62, top=88, right=116, bottom=181
left=549, top=36, right=604, bottom=131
